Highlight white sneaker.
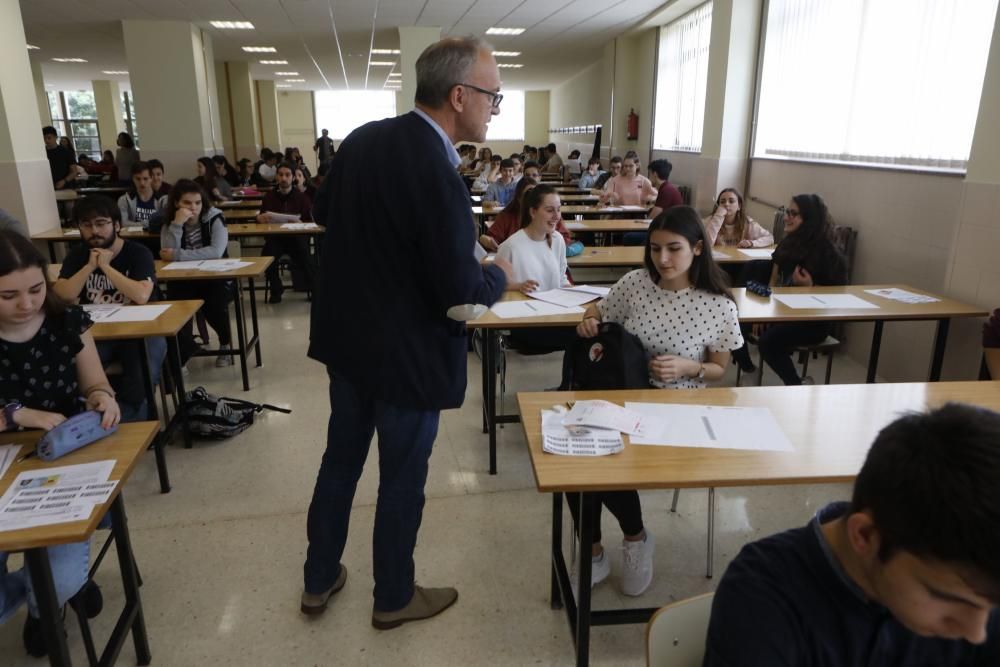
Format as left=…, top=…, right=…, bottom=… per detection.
left=215, top=345, right=234, bottom=368
left=621, top=531, right=655, bottom=596
left=570, top=550, right=611, bottom=599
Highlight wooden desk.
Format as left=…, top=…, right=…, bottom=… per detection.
left=564, top=220, right=653, bottom=235
left=222, top=208, right=260, bottom=221
left=0, top=422, right=158, bottom=666
left=567, top=245, right=771, bottom=268
left=518, top=381, right=1000, bottom=666
left=473, top=204, right=652, bottom=224
left=467, top=285, right=986, bottom=474
left=217, top=199, right=262, bottom=209
left=156, top=257, right=273, bottom=391
left=557, top=194, right=600, bottom=203
left=76, top=186, right=128, bottom=197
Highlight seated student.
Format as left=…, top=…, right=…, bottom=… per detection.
left=458, top=145, right=474, bottom=170
left=470, top=146, right=492, bottom=173
left=594, top=156, right=622, bottom=190
left=984, top=309, right=1000, bottom=379
left=565, top=149, right=583, bottom=178
left=479, top=178, right=572, bottom=252
left=213, top=155, right=240, bottom=187
left=235, top=159, right=255, bottom=188
left=66, top=162, right=89, bottom=186
left=195, top=157, right=232, bottom=202
left=257, top=161, right=317, bottom=304
left=572, top=207, right=743, bottom=596
left=509, top=154, right=523, bottom=181
left=521, top=160, right=542, bottom=185
left=473, top=155, right=502, bottom=190
left=285, top=147, right=311, bottom=180
left=147, top=159, right=172, bottom=198
left=117, top=162, right=167, bottom=229
left=706, top=403, right=1000, bottom=665
left=159, top=180, right=233, bottom=366
left=100, top=150, right=118, bottom=181
left=623, top=159, right=686, bottom=246
left=578, top=158, right=605, bottom=190
left=759, top=194, right=847, bottom=385
left=294, top=166, right=317, bottom=204
left=253, top=149, right=278, bottom=187
left=483, top=159, right=518, bottom=207
left=543, top=143, right=563, bottom=174
left=600, top=155, right=656, bottom=207
left=53, top=196, right=166, bottom=421
left=0, top=229, right=118, bottom=657
left=703, top=187, right=773, bottom=248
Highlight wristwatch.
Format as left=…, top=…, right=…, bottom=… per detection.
left=697, top=364, right=706, bottom=379
left=3, top=401, right=24, bottom=430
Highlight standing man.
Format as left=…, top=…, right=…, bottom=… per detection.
left=313, top=129, right=335, bottom=167
left=258, top=161, right=316, bottom=303
left=303, top=37, right=512, bottom=628
left=44, top=126, right=73, bottom=190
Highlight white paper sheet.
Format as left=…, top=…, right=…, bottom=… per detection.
left=542, top=410, right=623, bottom=456
left=864, top=287, right=941, bottom=304
left=563, top=284, right=610, bottom=298
left=561, top=400, right=656, bottom=436
left=279, top=222, right=319, bottom=230
left=0, top=444, right=22, bottom=481
left=0, top=460, right=116, bottom=532
left=738, top=248, right=774, bottom=259
left=160, top=259, right=253, bottom=272
left=265, top=212, right=301, bottom=223
left=620, top=205, right=647, bottom=211
left=124, top=226, right=144, bottom=233
left=773, top=294, right=879, bottom=310
left=489, top=301, right=584, bottom=319
left=625, top=403, right=795, bottom=452
left=565, top=222, right=587, bottom=230
left=529, top=289, right=601, bottom=308
left=83, top=304, right=171, bottom=323
left=63, top=229, right=81, bottom=236
left=712, top=251, right=729, bottom=261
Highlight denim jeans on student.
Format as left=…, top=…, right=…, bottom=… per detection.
left=0, top=541, right=90, bottom=623
left=97, top=337, right=167, bottom=421
left=303, top=370, right=440, bottom=612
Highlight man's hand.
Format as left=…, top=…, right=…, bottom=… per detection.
left=94, top=249, right=114, bottom=271
left=479, top=235, right=499, bottom=252
left=87, top=249, right=101, bottom=271
left=492, top=257, right=515, bottom=285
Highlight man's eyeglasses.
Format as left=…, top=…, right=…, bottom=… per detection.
left=79, top=218, right=113, bottom=230
left=458, top=83, right=503, bottom=108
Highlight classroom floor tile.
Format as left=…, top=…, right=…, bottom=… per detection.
left=1, top=292, right=868, bottom=665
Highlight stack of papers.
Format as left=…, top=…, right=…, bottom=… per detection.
left=161, top=259, right=253, bottom=272
left=864, top=287, right=940, bottom=304
left=529, top=285, right=609, bottom=308
left=541, top=410, right=623, bottom=456
left=266, top=212, right=301, bottom=223
left=773, top=294, right=879, bottom=309
left=738, top=248, right=774, bottom=259
left=83, top=304, right=171, bottom=323
left=280, top=222, right=320, bottom=230
left=0, top=445, right=22, bottom=480
left=0, top=460, right=119, bottom=532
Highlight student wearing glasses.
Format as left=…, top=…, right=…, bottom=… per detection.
left=758, top=194, right=847, bottom=385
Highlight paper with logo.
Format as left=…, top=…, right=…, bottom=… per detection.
left=864, top=288, right=940, bottom=304
left=561, top=400, right=655, bottom=436
left=0, top=460, right=117, bottom=532
left=625, top=403, right=794, bottom=452
left=541, top=409, right=623, bottom=456
left=161, top=259, right=253, bottom=272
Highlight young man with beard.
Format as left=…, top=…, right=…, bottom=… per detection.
left=258, top=161, right=317, bottom=303
left=52, top=196, right=166, bottom=422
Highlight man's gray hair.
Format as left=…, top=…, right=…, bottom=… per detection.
left=415, top=36, right=493, bottom=108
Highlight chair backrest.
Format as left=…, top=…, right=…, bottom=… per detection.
left=771, top=206, right=786, bottom=244
left=829, top=224, right=858, bottom=284
left=646, top=592, right=714, bottom=667
left=676, top=184, right=692, bottom=206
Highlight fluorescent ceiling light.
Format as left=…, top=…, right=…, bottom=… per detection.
left=211, top=21, right=254, bottom=29
left=497, top=63, right=523, bottom=69
left=369, top=61, right=396, bottom=66
left=242, top=46, right=276, bottom=53
left=274, top=72, right=299, bottom=76
left=493, top=51, right=521, bottom=57
left=27, top=44, right=40, bottom=50
left=52, top=57, right=87, bottom=62
left=387, top=72, right=401, bottom=77
left=102, top=70, right=128, bottom=75
left=260, top=60, right=288, bottom=65
left=284, top=79, right=305, bottom=82
left=486, top=27, right=525, bottom=35
left=276, top=84, right=292, bottom=88
left=371, top=49, right=400, bottom=55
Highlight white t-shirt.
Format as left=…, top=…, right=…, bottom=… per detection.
left=496, top=229, right=569, bottom=292
left=598, top=269, right=744, bottom=389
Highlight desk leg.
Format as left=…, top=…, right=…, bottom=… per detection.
left=140, top=339, right=170, bottom=494
left=168, top=336, right=192, bottom=449
left=575, top=493, right=594, bottom=667
left=480, top=332, right=488, bottom=434
left=551, top=492, right=564, bottom=610
left=484, top=329, right=498, bottom=475
left=929, top=318, right=950, bottom=382
left=24, top=548, right=72, bottom=667
left=866, top=321, right=884, bottom=384
left=110, top=495, right=152, bottom=666
left=232, top=280, right=250, bottom=391
left=248, top=277, right=262, bottom=367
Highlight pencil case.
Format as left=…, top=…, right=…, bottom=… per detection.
left=36, top=411, right=119, bottom=461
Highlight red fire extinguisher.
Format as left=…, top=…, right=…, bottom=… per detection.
left=627, top=108, right=639, bottom=141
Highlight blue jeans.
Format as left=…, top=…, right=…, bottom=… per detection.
left=98, top=337, right=167, bottom=421
left=0, top=541, right=90, bottom=623
left=303, top=370, right=440, bottom=612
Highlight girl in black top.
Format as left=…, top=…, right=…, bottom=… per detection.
left=759, top=194, right=847, bottom=385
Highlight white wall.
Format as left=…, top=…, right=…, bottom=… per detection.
left=277, top=90, right=317, bottom=173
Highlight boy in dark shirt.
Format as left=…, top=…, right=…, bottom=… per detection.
left=43, top=126, right=73, bottom=189
left=257, top=161, right=317, bottom=303
left=705, top=403, right=1000, bottom=666
left=52, top=197, right=167, bottom=422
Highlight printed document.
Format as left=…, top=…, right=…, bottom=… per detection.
left=83, top=304, right=171, bottom=323
left=541, top=410, right=623, bottom=456
left=773, top=294, right=879, bottom=309
left=625, top=403, right=794, bottom=452
left=864, top=287, right=940, bottom=304
left=489, top=301, right=584, bottom=319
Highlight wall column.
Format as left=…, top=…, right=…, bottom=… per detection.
left=256, top=79, right=281, bottom=151
left=398, top=26, right=441, bottom=114
left=31, top=59, right=51, bottom=127
left=92, top=79, right=125, bottom=153
left=224, top=61, right=260, bottom=162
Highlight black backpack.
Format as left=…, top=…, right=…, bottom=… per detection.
left=182, top=386, right=291, bottom=439
left=564, top=322, right=650, bottom=390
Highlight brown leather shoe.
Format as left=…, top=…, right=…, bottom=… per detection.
left=300, top=565, right=347, bottom=615
left=371, top=586, right=458, bottom=630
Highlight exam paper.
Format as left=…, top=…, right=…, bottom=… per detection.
left=565, top=221, right=587, bottom=230
left=489, top=301, right=584, bottom=319
left=0, top=460, right=117, bottom=532
left=160, top=259, right=253, bottom=272
left=561, top=400, right=655, bottom=436
left=529, top=288, right=602, bottom=308
left=625, top=403, right=795, bottom=452
left=265, top=212, right=301, bottom=223
left=83, top=304, right=171, bottom=323
left=0, top=445, right=22, bottom=481
left=773, top=294, right=879, bottom=310
left=63, top=229, right=81, bottom=236
left=864, top=287, right=940, bottom=304
left=279, top=222, right=319, bottom=230
left=542, top=410, right=623, bottom=456
left=738, top=248, right=774, bottom=259
left=564, top=284, right=610, bottom=298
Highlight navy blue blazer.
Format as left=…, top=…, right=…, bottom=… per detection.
left=308, top=111, right=507, bottom=410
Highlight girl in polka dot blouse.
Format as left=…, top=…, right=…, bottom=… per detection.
left=568, top=206, right=743, bottom=599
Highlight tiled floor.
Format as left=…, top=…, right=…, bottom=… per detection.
left=1, top=292, right=869, bottom=666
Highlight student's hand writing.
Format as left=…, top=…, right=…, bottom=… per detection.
left=160, top=248, right=175, bottom=261
left=479, top=235, right=498, bottom=252
left=576, top=316, right=601, bottom=338
left=13, top=408, right=67, bottom=432
left=737, top=240, right=753, bottom=248
left=649, top=355, right=697, bottom=383
left=517, top=280, right=539, bottom=294
left=87, top=393, right=121, bottom=429
left=791, top=265, right=813, bottom=286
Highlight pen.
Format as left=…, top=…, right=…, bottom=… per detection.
left=16, top=450, right=36, bottom=464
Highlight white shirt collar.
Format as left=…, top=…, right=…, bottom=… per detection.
left=412, top=108, right=461, bottom=168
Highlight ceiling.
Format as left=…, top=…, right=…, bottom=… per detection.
left=22, top=0, right=671, bottom=94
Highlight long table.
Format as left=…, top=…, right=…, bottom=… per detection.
left=519, top=381, right=1000, bottom=666
left=567, top=244, right=773, bottom=268
left=468, top=285, right=987, bottom=474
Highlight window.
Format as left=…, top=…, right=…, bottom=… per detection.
left=313, top=91, right=397, bottom=140
left=47, top=91, right=102, bottom=157
left=486, top=90, right=524, bottom=141
left=754, top=0, right=999, bottom=170
left=652, top=2, right=713, bottom=152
